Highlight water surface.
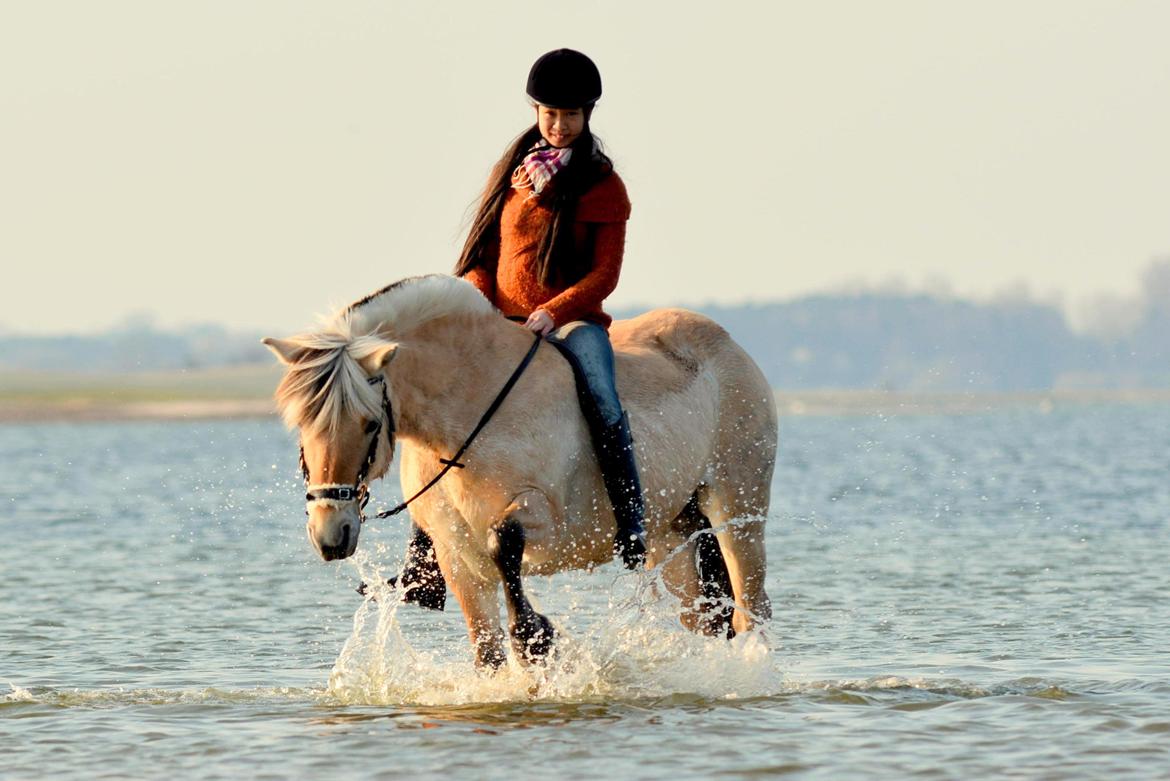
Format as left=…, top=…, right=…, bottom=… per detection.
left=3, top=404, right=1168, bottom=779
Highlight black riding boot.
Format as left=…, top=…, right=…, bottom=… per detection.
left=596, top=412, right=648, bottom=569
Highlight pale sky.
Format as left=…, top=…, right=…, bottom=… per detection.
left=2, top=1, right=1168, bottom=335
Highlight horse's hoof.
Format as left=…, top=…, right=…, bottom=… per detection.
left=476, top=642, right=507, bottom=672
left=511, top=612, right=556, bottom=663
left=614, top=531, right=647, bottom=569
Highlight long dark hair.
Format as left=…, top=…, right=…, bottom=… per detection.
left=455, top=118, right=614, bottom=288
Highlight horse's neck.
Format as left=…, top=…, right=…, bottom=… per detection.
left=387, top=314, right=531, bottom=452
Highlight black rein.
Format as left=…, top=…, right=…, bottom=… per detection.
left=374, top=332, right=543, bottom=519
left=300, top=332, right=543, bottom=523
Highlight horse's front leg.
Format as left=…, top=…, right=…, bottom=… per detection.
left=487, top=510, right=555, bottom=664
left=429, top=538, right=508, bottom=670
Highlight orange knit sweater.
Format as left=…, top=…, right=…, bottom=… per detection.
left=463, top=171, right=631, bottom=329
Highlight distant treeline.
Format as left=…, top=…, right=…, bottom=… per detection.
left=4, top=270, right=1168, bottom=391
left=0, top=321, right=269, bottom=374
left=647, top=259, right=1170, bottom=391
left=683, top=293, right=1169, bottom=391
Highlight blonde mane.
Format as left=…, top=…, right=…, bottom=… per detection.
left=273, top=275, right=493, bottom=432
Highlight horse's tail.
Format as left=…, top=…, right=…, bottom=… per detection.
left=615, top=306, right=776, bottom=633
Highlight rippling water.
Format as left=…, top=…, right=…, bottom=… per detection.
left=3, top=404, right=1168, bottom=779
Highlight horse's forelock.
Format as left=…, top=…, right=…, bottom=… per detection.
left=274, top=333, right=388, bottom=433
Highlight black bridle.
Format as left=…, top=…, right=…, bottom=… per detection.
left=301, top=373, right=394, bottom=515
left=300, top=332, right=543, bottom=524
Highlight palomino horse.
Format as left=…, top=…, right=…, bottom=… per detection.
left=264, top=275, right=777, bottom=668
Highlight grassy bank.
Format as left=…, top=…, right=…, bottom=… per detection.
left=0, top=364, right=283, bottom=422
left=3, top=364, right=1169, bottom=423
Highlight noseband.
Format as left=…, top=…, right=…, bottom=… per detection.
left=301, top=374, right=394, bottom=523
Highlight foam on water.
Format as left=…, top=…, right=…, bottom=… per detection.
left=2, top=682, right=321, bottom=709
left=3, top=682, right=36, bottom=703
left=0, top=675, right=1100, bottom=715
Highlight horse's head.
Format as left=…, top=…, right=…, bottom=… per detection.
left=263, top=333, right=398, bottom=561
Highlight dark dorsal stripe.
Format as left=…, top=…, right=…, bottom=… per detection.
left=344, top=274, right=437, bottom=315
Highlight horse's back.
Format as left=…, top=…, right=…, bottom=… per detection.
left=609, top=307, right=771, bottom=407
left=610, top=307, right=730, bottom=366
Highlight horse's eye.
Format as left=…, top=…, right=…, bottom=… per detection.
left=365, top=420, right=379, bottom=434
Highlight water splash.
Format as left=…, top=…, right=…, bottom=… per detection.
left=3, top=682, right=36, bottom=703
left=325, top=547, right=782, bottom=707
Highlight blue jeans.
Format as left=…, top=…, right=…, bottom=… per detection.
left=545, top=320, right=623, bottom=426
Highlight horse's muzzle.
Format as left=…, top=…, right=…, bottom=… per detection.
left=318, top=523, right=354, bottom=560
left=307, top=508, right=360, bottom=561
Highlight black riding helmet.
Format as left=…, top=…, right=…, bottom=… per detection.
left=526, top=48, right=602, bottom=108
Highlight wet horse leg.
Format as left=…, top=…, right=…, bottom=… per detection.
left=398, top=524, right=447, bottom=610
left=701, top=499, right=771, bottom=635
left=487, top=516, right=555, bottom=663
left=428, top=534, right=508, bottom=670
left=664, top=492, right=736, bottom=639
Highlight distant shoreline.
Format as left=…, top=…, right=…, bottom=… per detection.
left=0, top=398, right=275, bottom=424
left=3, top=389, right=1169, bottom=424
left=775, top=389, right=1170, bottom=416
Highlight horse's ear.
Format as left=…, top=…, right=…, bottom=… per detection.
left=261, top=337, right=304, bottom=365
left=358, top=343, right=399, bottom=375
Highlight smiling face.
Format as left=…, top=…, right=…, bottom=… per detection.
left=536, top=104, right=586, bottom=148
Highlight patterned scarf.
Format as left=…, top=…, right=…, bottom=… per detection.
left=511, top=140, right=573, bottom=198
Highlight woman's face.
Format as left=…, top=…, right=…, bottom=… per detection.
left=536, top=104, right=585, bottom=148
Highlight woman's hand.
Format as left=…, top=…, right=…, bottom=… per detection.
left=524, top=309, right=555, bottom=336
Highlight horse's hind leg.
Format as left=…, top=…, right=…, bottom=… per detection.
left=487, top=516, right=555, bottom=663
left=661, top=493, right=735, bottom=639
left=699, top=485, right=772, bottom=635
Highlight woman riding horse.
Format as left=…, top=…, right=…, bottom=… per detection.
left=454, top=48, right=646, bottom=568
left=262, top=50, right=777, bottom=669
left=393, top=49, right=645, bottom=602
